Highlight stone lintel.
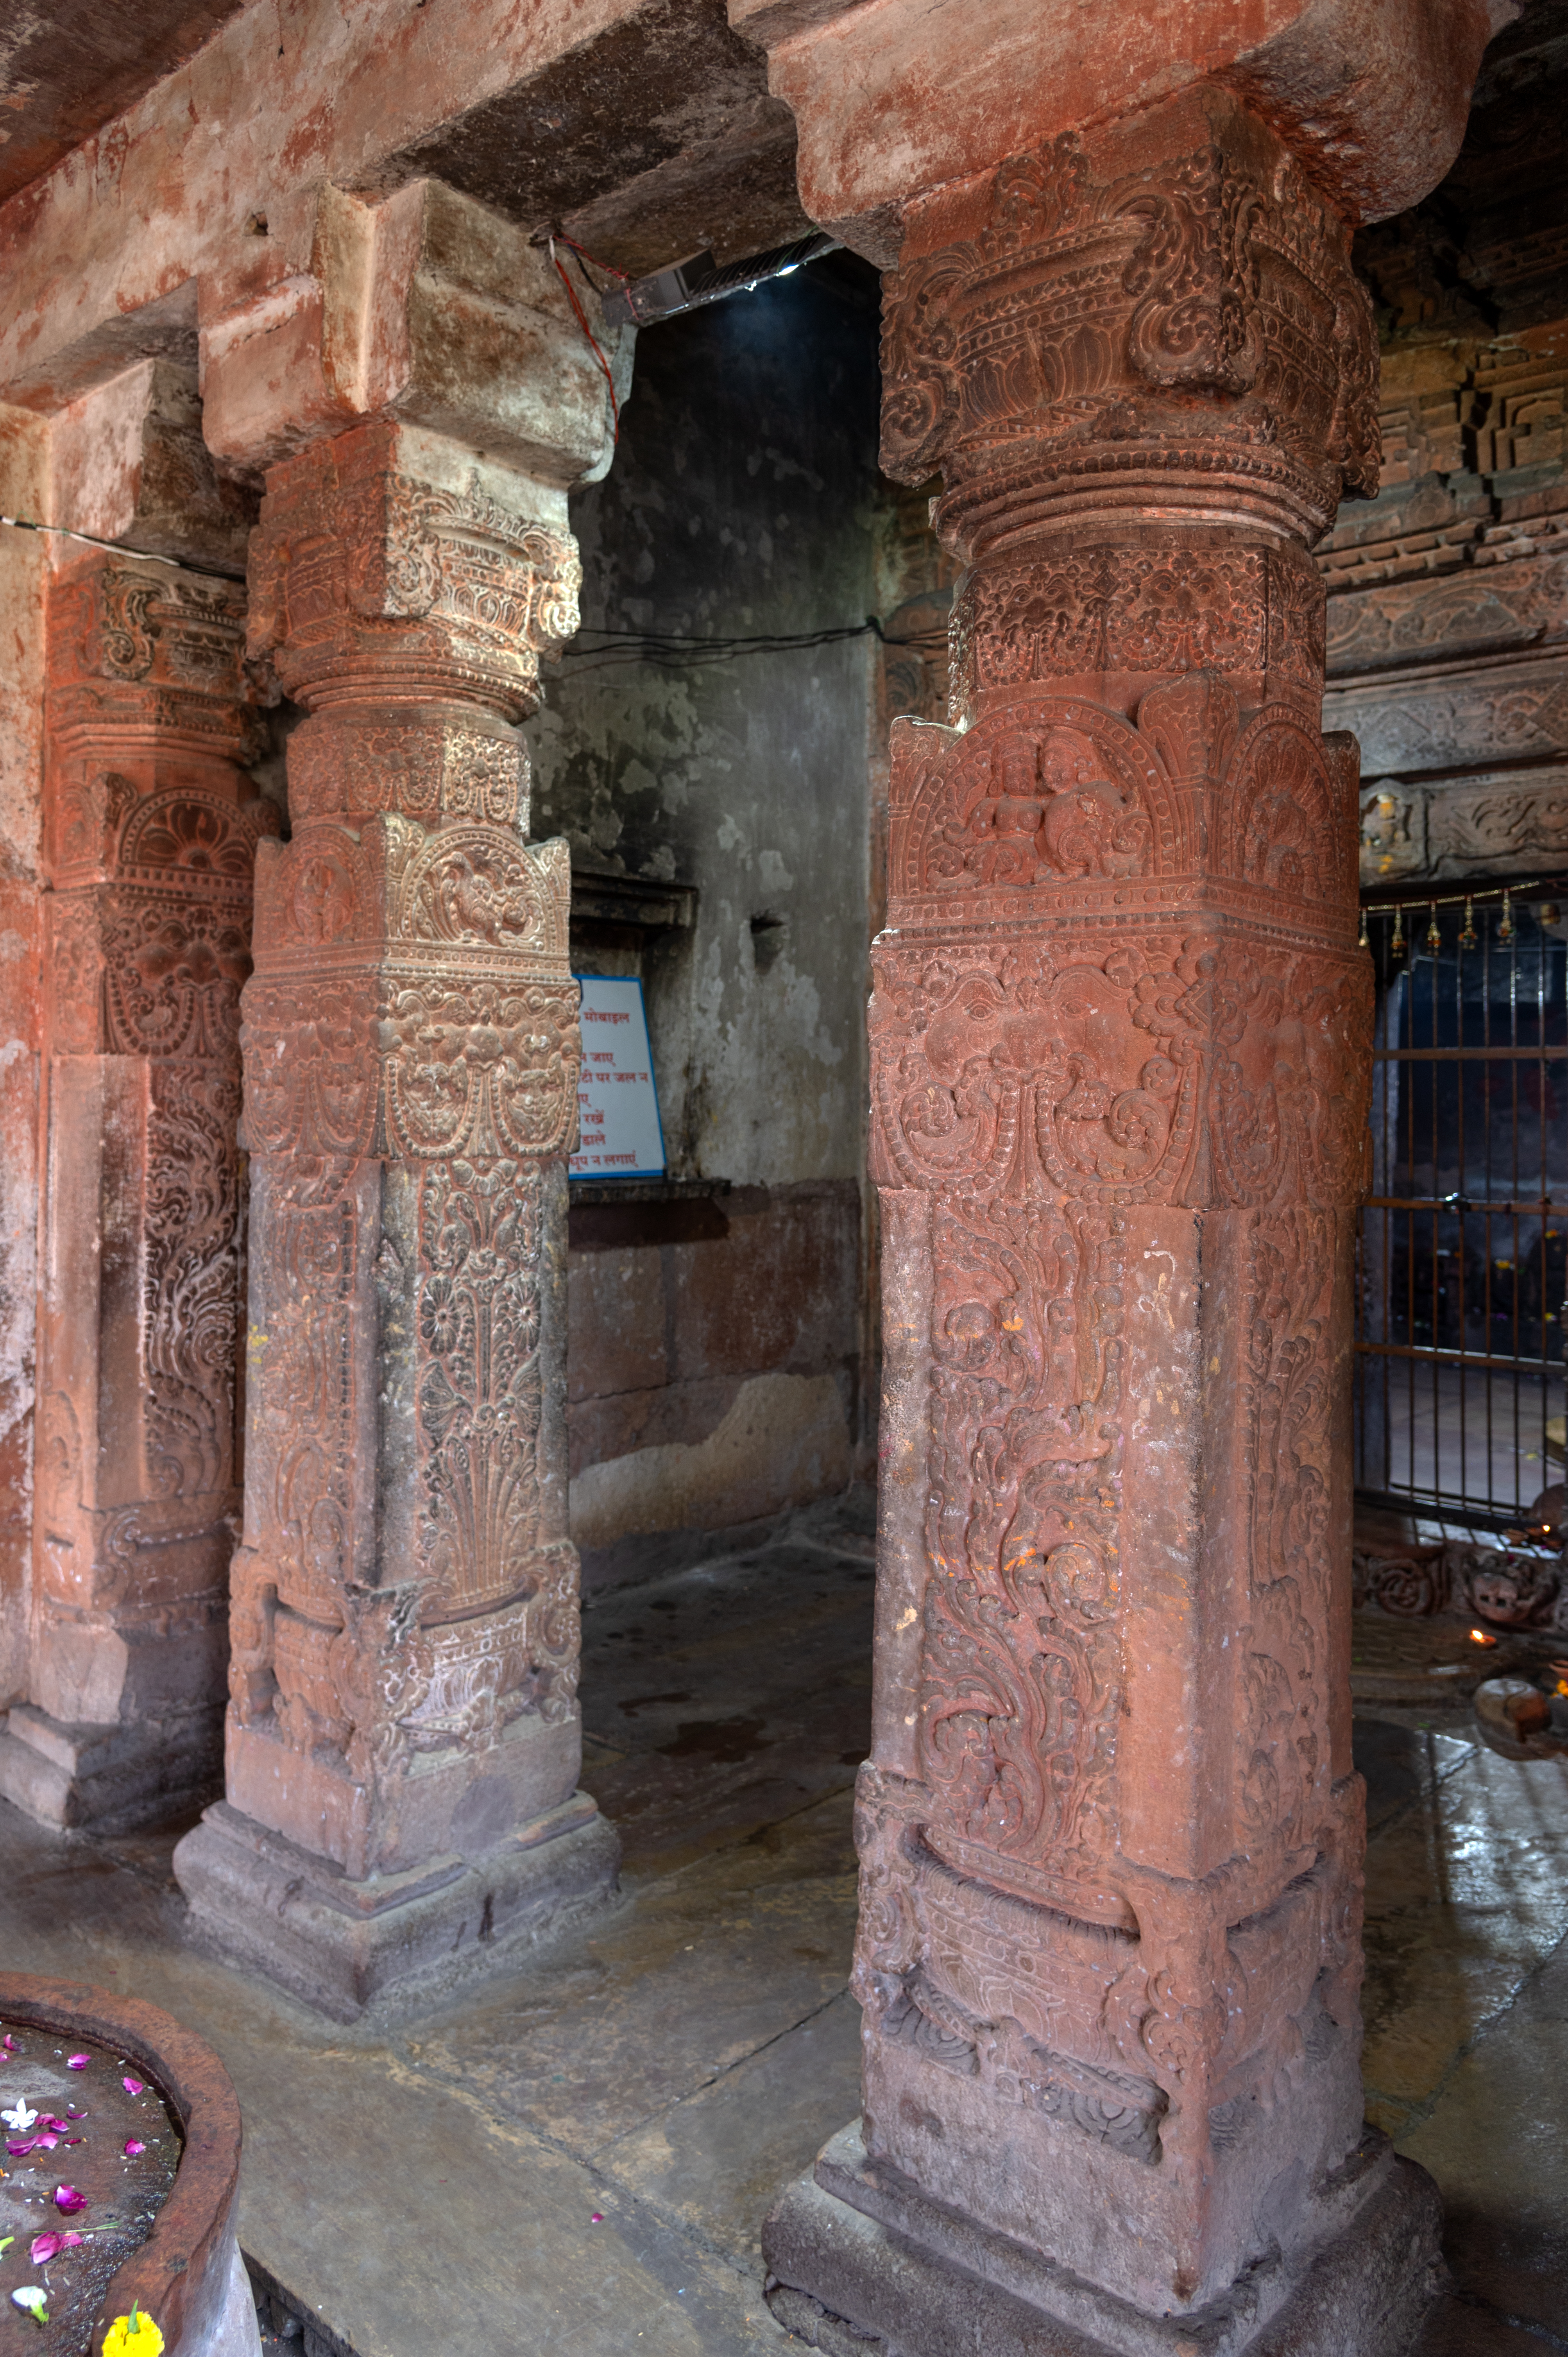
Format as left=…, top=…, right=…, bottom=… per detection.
left=47, top=358, right=256, bottom=576
left=198, top=178, right=633, bottom=485
left=730, top=0, right=1508, bottom=263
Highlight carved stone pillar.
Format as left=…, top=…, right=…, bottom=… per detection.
left=762, top=87, right=1445, bottom=2357
left=172, top=419, right=618, bottom=2014
left=0, top=550, right=273, bottom=1832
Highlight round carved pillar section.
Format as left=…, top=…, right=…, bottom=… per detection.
left=0, top=551, right=274, bottom=1837
left=173, top=420, right=618, bottom=2017
left=764, top=85, right=1445, bottom=2357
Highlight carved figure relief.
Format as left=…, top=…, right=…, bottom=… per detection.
left=870, top=930, right=1369, bottom=1212
left=918, top=1198, right=1127, bottom=1923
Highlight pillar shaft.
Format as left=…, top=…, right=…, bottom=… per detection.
left=175, top=417, right=618, bottom=2012
left=231, top=421, right=585, bottom=1877
left=766, top=84, right=1444, bottom=2354
left=0, top=551, right=272, bottom=1831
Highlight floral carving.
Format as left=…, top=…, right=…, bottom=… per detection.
left=882, top=125, right=1376, bottom=555
left=415, top=1157, right=548, bottom=1616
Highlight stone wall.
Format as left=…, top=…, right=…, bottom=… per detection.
left=533, top=256, right=883, bottom=1584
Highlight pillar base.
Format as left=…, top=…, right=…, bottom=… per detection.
left=763, top=2124, right=1444, bottom=2357
left=0, top=1703, right=224, bottom=1834
left=173, top=1793, right=621, bottom=2019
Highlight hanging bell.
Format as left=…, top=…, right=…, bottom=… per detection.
left=1499, top=887, right=1514, bottom=945
left=1425, top=902, right=1442, bottom=954
left=1459, top=894, right=1478, bottom=951
left=1358, top=904, right=1369, bottom=950
left=1390, top=905, right=1406, bottom=962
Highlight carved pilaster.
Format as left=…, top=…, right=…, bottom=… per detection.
left=767, top=87, right=1430, bottom=2352
left=191, top=419, right=614, bottom=1970
left=0, top=551, right=275, bottom=1834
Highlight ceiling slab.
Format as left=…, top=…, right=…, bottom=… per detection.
left=0, top=0, right=249, bottom=204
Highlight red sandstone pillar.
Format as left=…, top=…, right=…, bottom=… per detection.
left=174, top=180, right=627, bottom=2013
left=751, top=52, right=1493, bottom=2357
left=0, top=552, right=272, bottom=1832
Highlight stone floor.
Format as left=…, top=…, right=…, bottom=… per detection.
left=0, top=1490, right=1565, bottom=2356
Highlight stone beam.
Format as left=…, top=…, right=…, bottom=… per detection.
left=750, top=12, right=1495, bottom=2352
left=171, top=176, right=628, bottom=2016
left=730, top=0, right=1514, bottom=260
left=0, top=0, right=800, bottom=414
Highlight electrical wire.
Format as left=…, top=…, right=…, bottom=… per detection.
left=0, top=513, right=245, bottom=582
left=557, top=617, right=943, bottom=675
left=549, top=234, right=621, bottom=444
left=0, top=518, right=944, bottom=676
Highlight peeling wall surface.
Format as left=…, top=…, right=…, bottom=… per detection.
left=534, top=258, right=882, bottom=1585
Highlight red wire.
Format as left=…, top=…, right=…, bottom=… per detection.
left=551, top=242, right=620, bottom=442
left=555, top=232, right=630, bottom=287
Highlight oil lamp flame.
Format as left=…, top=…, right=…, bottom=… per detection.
left=1470, top=1627, right=1499, bottom=1648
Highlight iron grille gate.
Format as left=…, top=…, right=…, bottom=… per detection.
left=1357, top=881, right=1568, bottom=1529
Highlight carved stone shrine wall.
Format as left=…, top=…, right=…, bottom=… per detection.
left=853, top=89, right=1375, bottom=2315
left=229, top=421, right=591, bottom=1884
left=1332, top=34, right=1568, bottom=891
left=27, top=550, right=274, bottom=1820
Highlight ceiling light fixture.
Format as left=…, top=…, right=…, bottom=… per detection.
left=600, top=232, right=840, bottom=330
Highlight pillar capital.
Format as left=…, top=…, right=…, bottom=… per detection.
left=882, top=91, right=1378, bottom=559
left=246, top=421, right=580, bottom=729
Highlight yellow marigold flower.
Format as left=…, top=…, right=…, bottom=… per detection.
left=102, top=2309, right=165, bottom=2356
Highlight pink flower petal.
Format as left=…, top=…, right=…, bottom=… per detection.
left=28, top=2232, right=82, bottom=2264
left=52, top=2186, right=86, bottom=2214
left=65, top=2056, right=88, bottom=2071
left=2, top=2034, right=16, bottom=2052
left=122, top=2139, right=145, bottom=2158
left=121, top=2077, right=144, bottom=2097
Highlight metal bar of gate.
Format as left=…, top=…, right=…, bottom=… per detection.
left=1355, top=880, right=1568, bottom=1526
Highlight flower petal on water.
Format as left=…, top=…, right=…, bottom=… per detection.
left=53, top=2184, right=87, bottom=2213
left=123, top=2138, right=146, bottom=2157
left=66, top=2055, right=88, bottom=2071
left=122, top=2077, right=145, bottom=2096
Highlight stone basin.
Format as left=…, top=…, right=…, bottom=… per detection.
left=0, top=1981, right=256, bottom=2357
